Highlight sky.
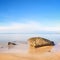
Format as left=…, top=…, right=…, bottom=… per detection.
left=0, top=0, right=60, bottom=33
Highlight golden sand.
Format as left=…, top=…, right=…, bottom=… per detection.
left=0, top=52, right=60, bottom=60
left=0, top=46, right=60, bottom=60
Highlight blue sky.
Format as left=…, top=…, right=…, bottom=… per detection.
left=0, top=0, right=60, bottom=33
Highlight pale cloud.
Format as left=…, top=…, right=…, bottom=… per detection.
left=0, top=21, right=60, bottom=33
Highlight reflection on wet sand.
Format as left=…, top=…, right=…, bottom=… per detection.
left=28, top=46, right=53, bottom=54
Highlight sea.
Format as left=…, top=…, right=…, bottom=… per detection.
left=0, top=33, right=60, bottom=53
left=0, top=33, right=60, bottom=44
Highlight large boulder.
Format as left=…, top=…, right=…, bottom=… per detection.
left=28, top=37, right=55, bottom=48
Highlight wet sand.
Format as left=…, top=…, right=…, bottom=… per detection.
left=0, top=45, right=60, bottom=60
left=29, top=46, right=53, bottom=54
left=0, top=52, right=60, bottom=60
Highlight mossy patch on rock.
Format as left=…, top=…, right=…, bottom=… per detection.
left=28, top=37, right=55, bottom=48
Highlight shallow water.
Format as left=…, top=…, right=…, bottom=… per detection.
left=0, top=33, right=60, bottom=53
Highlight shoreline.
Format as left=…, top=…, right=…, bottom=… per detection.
left=0, top=43, right=60, bottom=60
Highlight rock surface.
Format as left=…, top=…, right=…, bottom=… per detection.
left=8, top=42, right=16, bottom=45
left=8, top=42, right=16, bottom=49
left=28, top=37, right=55, bottom=48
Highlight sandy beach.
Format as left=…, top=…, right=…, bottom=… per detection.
left=0, top=52, right=60, bottom=60
left=0, top=45, right=60, bottom=60
left=0, top=36, right=60, bottom=60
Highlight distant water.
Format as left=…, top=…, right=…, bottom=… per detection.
left=0, top=33, right=60, bottom=44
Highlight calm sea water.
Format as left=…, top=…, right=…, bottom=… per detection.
left=0, top=33, right=60, bottom=53
left=0, top=33, right=60, bottom=44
